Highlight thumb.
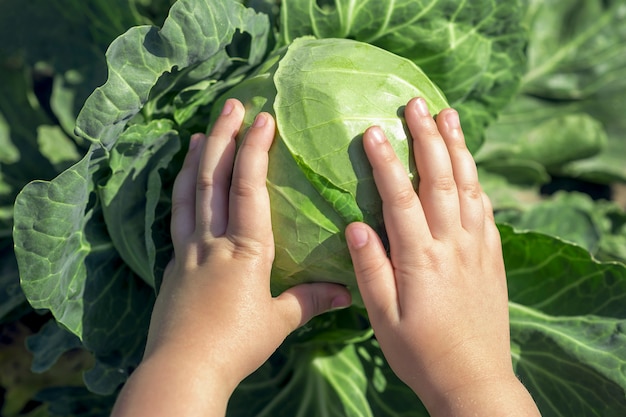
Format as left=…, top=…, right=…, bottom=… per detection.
left=275, top=282, right=352, bottom=331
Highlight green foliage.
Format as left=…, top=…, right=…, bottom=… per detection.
left=478, top=0, right=626, bottom=184
left=0, top=0, right=174, bottom=324
left=2, top=0, right=626, bottom=415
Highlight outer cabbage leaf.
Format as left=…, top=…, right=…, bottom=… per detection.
left=0, top=67, right=61, bottom=224
left=0, top=320, right=90, bottom=416
left=501, top=225, right=626, bottom=416
left=0, top=0, right=112, bottom=123
left=213, top=37, right=448, bottom=299
left=75, top=0, right=270, bottom=149
left=278, top=0, right=527, bottom=152
left=13, top=151, right=101, bottom=335
left=12, top=138, right=157, bottom=395
left=13, top=119, right=178, bottom=336
left=0, top=244, right=23, bottom=322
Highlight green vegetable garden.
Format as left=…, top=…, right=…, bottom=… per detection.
left=1, top=0, right=625, bottom=415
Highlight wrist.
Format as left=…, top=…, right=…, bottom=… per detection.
left=113, top=346, right=239, bottom=416
left=423, top=373, right=541, bottom=417
left=146, top=342, right=242, bottom=394
left=143, top=319, right=249, bottom=393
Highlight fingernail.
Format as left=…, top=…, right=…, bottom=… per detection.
left=252, top=113, right=267, bottom=128
left=331, top=294, right=352, bottom=310
left=221, top=100, right=234, bottom=115
left=347, top=224, right=369, bottom=249
left=369, top=126, right=386, bottom=144
left=444, top=109, right=460, bottom=129
left=189, top=133, right=203, bottom=150
left=415, top=97, right=430, bottom=117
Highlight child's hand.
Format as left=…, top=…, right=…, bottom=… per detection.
left=148, top=98, right=351, bottom=382
left=113, top=99, right=351, bottom=416
left=345, top=98, right=540, bottom=416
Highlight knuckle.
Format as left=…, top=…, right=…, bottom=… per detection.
left=229, top=178, right=258, bottom=199
left=459, top=181, right=482, bottom=200
left=229, top=236, right=274, bottom=263
left=411, top=254, right=438, bottom=273
left=429, top=175, right=457, bottom=193
left=194, top=236, right=273, bottom=267
left=171, top=197, right=193, bottom=218
left=196, top=174, right=216, bottom=192
left=390, top=187, right=417, bottom=210
left=409, top=242, right=445, bottom=271
left=355, top=258, right=388, bottom=284
left=191, top=239, right=217, bottom=266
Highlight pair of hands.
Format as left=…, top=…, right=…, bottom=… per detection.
left=112, top=98, right=540, bottom=416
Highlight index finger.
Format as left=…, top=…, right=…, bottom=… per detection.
left=362, top=125, right=430, bottom=251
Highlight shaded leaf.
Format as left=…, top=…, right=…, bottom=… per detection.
left=26, top=320, right=82, bottom=374
left=75, top=0, right=270, bottom=148
left=501, top=225, right=626, bottom=416
left=13, top=151, right=104, bottom=336
left=99, top=120, right=180, bottom=287
left=35, top=386, right=116, bottom=417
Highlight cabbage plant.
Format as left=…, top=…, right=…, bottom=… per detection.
left=8, top=0, right=626, bottom=415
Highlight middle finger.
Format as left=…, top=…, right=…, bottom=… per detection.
left=406, top=97, right=461, bottom=238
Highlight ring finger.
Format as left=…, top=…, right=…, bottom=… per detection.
left=437, top=109, right=485, bottom=232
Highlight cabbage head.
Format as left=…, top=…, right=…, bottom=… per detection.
left=212, top=37, right=448, bottom=299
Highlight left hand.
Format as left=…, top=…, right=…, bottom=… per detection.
left=144, top=98, right=352, bottom=392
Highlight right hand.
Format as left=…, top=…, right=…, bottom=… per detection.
left=345, top=97, right=540, bottom=416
